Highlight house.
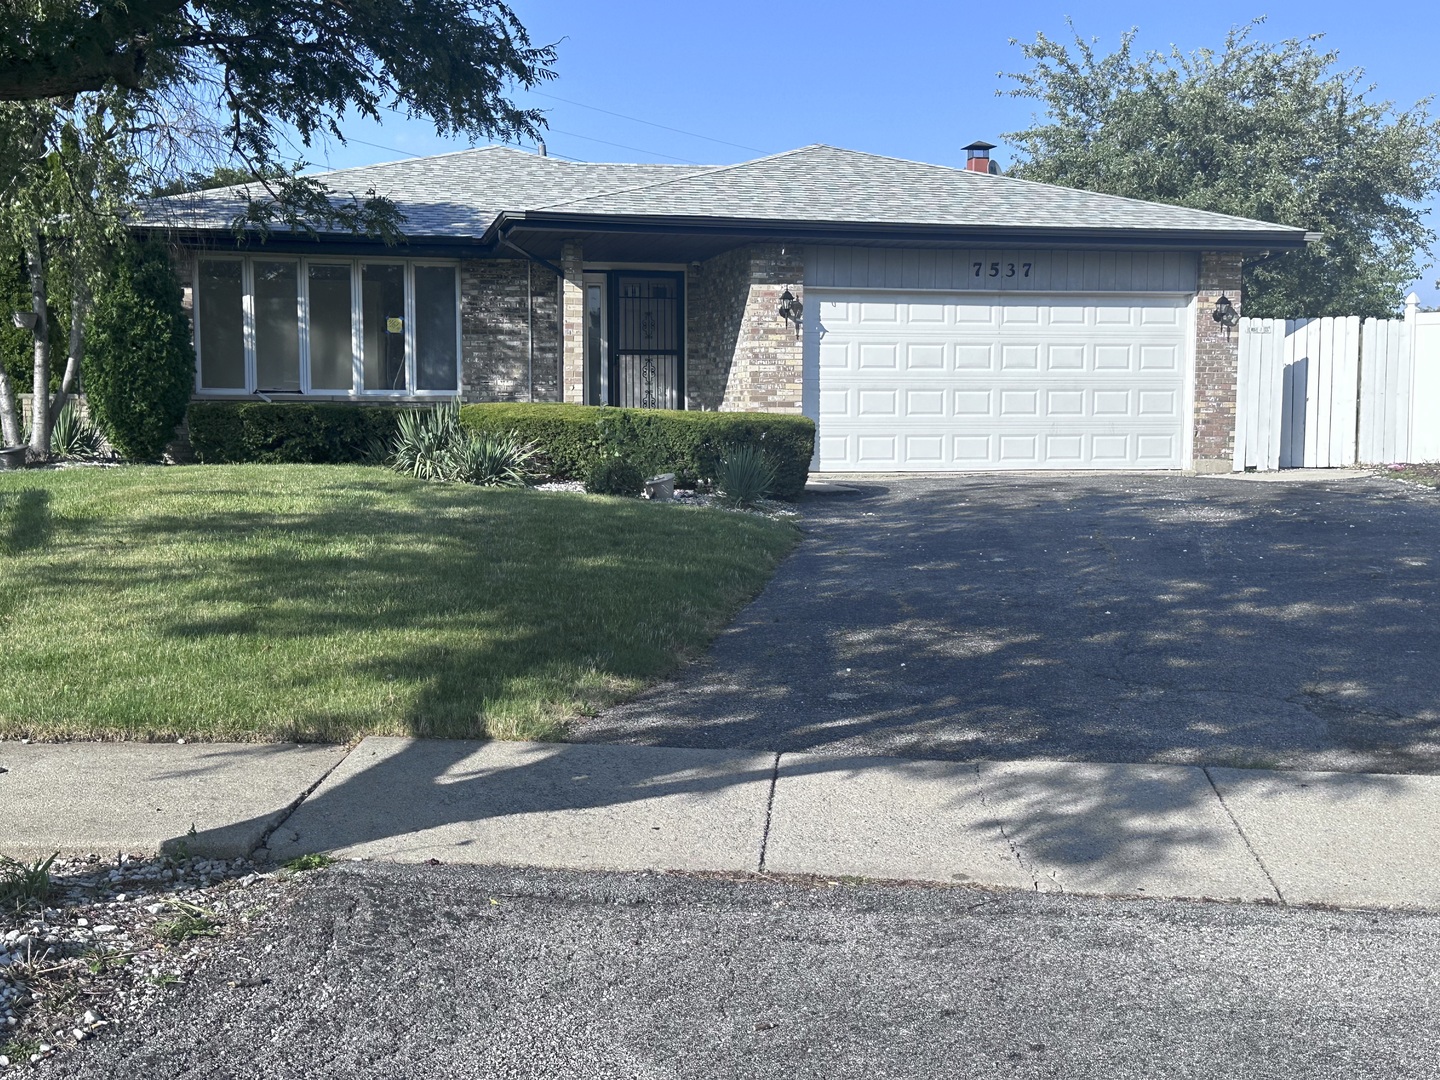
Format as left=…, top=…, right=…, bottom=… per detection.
left=149, top=142, right=1309, bottom=473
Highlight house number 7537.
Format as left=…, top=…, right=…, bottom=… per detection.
left=974, top=262, right=1032, bottom=279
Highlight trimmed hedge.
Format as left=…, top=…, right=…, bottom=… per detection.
left=459, top=403, right=815, bottom=500
left=187, top=402, right=400, bottom=464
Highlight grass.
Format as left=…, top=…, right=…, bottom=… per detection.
left=0, top=464, right=798, bottom=743
left=284, top=854, right=334, bottom=872
left=1388, top=464, right=1440, bottom=487
left=153, top=901, right=220, bottom=943
left=0, top=854, right=55, bottom=913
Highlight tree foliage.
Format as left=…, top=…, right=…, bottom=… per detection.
left=1003, top=20, right=1440, bottom=318
left=82, top=237, right=194, bottom=461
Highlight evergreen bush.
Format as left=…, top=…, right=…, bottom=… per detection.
left=83, top=240, right=194, bottom=461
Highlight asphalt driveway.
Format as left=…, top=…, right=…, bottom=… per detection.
left=576, top=472, right=1440, bottom=773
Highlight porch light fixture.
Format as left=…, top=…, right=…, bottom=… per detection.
left=777, top=289, right=802, bottom=337
left=1212, top=294, right=1238, bottom=337
left=11, top=311, right=37, bottom=331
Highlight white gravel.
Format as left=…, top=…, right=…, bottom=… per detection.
left=0, top=851, right=292, bottom=1072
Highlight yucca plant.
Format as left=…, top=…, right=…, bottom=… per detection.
left=389, top=401, right=463, bottom=480
left=49, top=401, right=105, bottom=458
left=713, top=445, right=777, bottom=508
left=449, top=430, right=538, bottom=487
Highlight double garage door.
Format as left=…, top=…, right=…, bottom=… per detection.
left=813, top=291, right=1191, bottom=471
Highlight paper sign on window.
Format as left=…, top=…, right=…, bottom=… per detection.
left=386, top=317, right=403, bottom=333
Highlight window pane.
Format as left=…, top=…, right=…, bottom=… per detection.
left=197, top=260, right=244, bottom=390
left=362, top=264, right=407, bottom=392
left=585, top=283, right=604, bottom=405
left=308, top=264, right=354, bottom=391
left=414, top=266, right=458, bottom=391
left=253, top=261, right=299, bottom=391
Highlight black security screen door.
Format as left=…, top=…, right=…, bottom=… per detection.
left=610, top=272, right=683, bottom=409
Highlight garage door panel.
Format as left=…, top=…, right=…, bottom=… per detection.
left=905, top=343, right=945, bottom=369
left=813, top=291, right=1189, bottom=471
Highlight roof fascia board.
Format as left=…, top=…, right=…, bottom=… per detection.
left=493, top=212, right=1309, bottom=252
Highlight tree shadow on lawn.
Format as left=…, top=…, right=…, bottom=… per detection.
left=16, top=477, right=793, bottom=743
left=574, top=474, right=1440, bottom=775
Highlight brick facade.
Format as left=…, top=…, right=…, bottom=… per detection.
left=1192, top=251, right=1244, bottom=471
left=686, top=244, right=804, bottom=413
left=459, top=258, right=561, bottom=402
left=559, top=241, right=585, bottom=403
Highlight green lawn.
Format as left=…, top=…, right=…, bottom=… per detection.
left=0, top=465, right=798, bottom=743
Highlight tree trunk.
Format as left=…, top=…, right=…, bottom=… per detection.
left=49, top=267, right=88, bottom=422
left=0, top=367, right=20, bottom=447
left=26, top=230, right=50, bottom=457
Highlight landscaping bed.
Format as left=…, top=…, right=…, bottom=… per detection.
left=0, top=465, right=799, bottom=743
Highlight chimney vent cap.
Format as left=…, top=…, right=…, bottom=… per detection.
left=963, top=140, right=997, bottom=154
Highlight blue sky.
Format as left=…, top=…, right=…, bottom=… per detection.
left=301, top=0, right=1440, bottom=306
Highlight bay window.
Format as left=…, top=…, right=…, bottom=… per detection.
left=192, top=256, right=461, bottom=396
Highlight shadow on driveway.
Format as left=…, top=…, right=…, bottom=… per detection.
left=575, top=473, right=1440, bottom=774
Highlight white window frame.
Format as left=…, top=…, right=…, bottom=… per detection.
left=191, top=254, right=462, bottom=399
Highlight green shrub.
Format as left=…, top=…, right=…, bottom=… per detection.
left=187, top=402, right=400, bottom=464
left=392, top=401, right=463, bottom=480
left=584, top=456, right=644, bottom=497
left=49, top=401, right=104, bottom=458
left=83, top=239, right=194, bottom=461
left=714, top=445, right=778, bottom=508
left=386, top=401, right=536, bottom=487
left=459, top=404, right=814, bottom=500
left=449, top=430, right=538, bottom=488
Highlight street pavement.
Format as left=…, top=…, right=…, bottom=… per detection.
left=43, top=862, right=1440, bottom=1079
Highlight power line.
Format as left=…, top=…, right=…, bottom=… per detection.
left=544, top=127, right=706, bottom=165
left=531, top=90, right=767, bottom=155
left=341, top=134, right=587, bottom=164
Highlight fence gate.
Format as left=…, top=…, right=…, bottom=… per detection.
left=1234, top=316, right=1361, bottom=470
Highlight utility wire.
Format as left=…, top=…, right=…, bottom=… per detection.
left=543, top=127, right=706, bottom=164
left=530, top=90, right=767, bottom=155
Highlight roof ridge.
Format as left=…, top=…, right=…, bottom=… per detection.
left=528, top=144, right=813, bottom=211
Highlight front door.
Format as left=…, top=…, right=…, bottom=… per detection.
left=610, top=272, right=683, bottom=409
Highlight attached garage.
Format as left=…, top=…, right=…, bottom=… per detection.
left=811, top=290, right=1192, bottom=471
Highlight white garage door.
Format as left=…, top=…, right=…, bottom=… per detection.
left=813, top=291, right=1191, bottom=471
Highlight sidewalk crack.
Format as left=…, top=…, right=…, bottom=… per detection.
left=757, top=752, right=781, bottom=874
left=973, top=763, right=1050, bottom=893
left=252, top=743, right=355, bottom=859
left=1204, top=767, right=1284, bottom=904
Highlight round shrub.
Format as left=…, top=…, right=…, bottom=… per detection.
left=83, top=239, right=194, bottom=461
left=583, top=456, right=644, bottom=497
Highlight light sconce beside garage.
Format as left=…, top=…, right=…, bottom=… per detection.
left=777, top=289, right=802, bottom=337
left=1212, top=294, right=1238, bottom=337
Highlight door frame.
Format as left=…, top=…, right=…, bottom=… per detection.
left=606, top=269, right=686, bottom=408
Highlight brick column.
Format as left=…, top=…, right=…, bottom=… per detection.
left=559, top=240, right=585, bottom=404
left=1193, top=251, right=1243, bottom=471
left=686, top=244, right=805, bottom=412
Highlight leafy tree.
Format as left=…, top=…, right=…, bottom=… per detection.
left=0, top=0, right=555, bottom=452
left=1003, top=20, right=1440, bottom=318
left=82, top=237, right=194, bottom=461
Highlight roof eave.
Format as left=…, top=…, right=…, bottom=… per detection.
left=492, top=211, right=1309, bottom=252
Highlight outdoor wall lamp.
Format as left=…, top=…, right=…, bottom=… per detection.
left=777, top=289, right=803, bottom=337
left=11, top=311, right=37, bottom=331
left=1212, top=294, right=1238, bottom=337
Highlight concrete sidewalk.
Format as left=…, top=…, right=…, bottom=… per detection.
left=4, top=736, right=1440, bottom=911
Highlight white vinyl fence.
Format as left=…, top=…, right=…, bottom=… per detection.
left=1234, top=294, right=1440, bottom=470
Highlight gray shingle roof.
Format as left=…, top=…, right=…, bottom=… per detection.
left=531, top=145, right=1300, bottom=235
left=143, top=142, right=1304, bottom=241
left=142, top=146, right=712, bottom=236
